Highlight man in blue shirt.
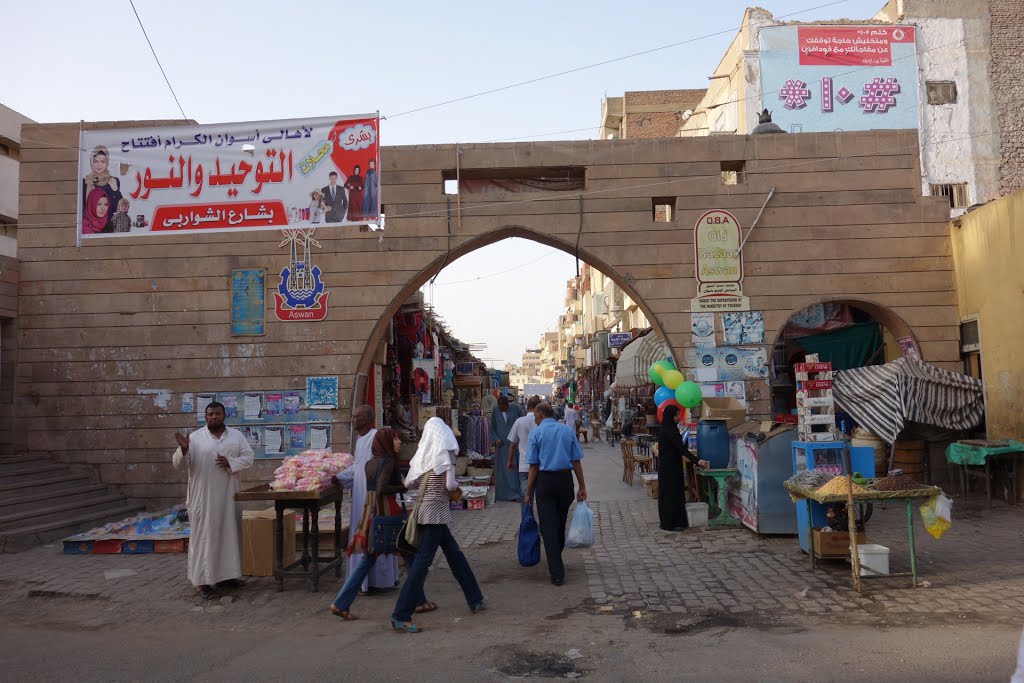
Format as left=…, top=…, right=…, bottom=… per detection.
left=524, top=402, right=587, bottom=586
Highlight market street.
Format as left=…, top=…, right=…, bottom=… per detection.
left=1, top=440, right=1022, bottom=681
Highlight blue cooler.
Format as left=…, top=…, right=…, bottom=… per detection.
left=697, top=420, right=730, bottom=468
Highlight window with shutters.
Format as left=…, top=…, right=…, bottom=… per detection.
left=930, top=182, right=970, bottom=209
left=926, top=81, right=958, bottom=105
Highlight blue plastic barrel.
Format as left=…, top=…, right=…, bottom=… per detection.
left=697, top=420, right=730, bottom=468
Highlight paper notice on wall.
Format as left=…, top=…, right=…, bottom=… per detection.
left=696, top=367, right=718, bottom=382
left=283, top=393, right=302, bottom=415
left=310, top=425, right=331, bottom=450
left=264, top=427, right=284, bottom=455
left=289, top=425, right=307, bottom=449
left=264, top=393, right=283, bottom=418
left=181, top=393, right=194, bottom=413
left=221, top=394, right=239, bottom=419
left=725, top=381, right=746, bottom=402
left=197, top=393, right=216, bottom=419
left=722, top=311, right=765, bottom=345
left=691, top=312, right=716, bottom=348
left=241, top=426, right=261, bottom=448
left=738, top=347, right=770, bottom=379
left=243, top=393, right=264, bottom=420
left=700, top=383, right=724, bottom=398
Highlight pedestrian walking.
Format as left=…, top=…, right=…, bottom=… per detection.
left=507, top=395, right=542, bottom=508
left=172, top=402, right=254, bottom=601
left=491, top=395, right=523, bottom=502
left=524, top=402, right=587, bottom=586
left=391, top=418, right=487, bottom=633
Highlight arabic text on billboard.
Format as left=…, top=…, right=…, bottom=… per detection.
left=77, top=114, right=381, bottom=239
left=759, top=25, right=919, bottom=133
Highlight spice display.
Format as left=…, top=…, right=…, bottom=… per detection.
left=872, top=474, right=924, bottom=491
left=787, top=469, right=833, bottom=489
left=817, top=475, right=872, bottom=496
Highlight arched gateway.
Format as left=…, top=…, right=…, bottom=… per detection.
left=15, top=125, right=960, bottom=502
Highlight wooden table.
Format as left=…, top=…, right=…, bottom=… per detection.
left=698, top=469, right=741, bottom=527
left=945, top=440, right=1024, bottom=507
left=236, top=484, right=343, bottom=592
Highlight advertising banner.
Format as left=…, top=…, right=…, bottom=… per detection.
left=759, top=25, right=919, bottom=133
left=77, top=114, right=380, bottom=240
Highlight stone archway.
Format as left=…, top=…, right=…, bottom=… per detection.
left=351, top=224, right=676, bottom=409
left=769, top=297, right=920, bottom=359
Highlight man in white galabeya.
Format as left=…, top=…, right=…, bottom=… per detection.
left=172, top=401, right=254, bottom=601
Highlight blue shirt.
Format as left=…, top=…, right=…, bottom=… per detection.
left=527, top=418, right=584, bottom=471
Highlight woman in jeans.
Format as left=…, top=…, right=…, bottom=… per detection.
left=329, top=428, right=436, bottom=620
left=390, top=418, right=487, bottom=633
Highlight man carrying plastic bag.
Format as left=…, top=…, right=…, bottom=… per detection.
left=524, top=402, right=588, bottom=586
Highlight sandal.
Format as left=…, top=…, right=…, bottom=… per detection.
left=414, top=602, right=439, bottom=614
left=390, top=618, right=421, bottom=634
left=329, top=606, right=359, bottom=621
left=197, top=586, right=219, bottom=601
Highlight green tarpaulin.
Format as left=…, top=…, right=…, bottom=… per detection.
left=946, top=439, right=1024, bottom=466
left=797, top=322, right=882, bottom=371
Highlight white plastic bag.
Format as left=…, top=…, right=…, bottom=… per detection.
left=935, top=493, right=953, bottom=522
left=566, top=501, right=594, bottom=548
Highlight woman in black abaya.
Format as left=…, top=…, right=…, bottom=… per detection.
left=657, top=404, right=708, bottom=531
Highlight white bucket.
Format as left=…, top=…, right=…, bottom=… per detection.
left=857, top=543, right=890, bottom=576
left=686, top=503, right=709, bottom=528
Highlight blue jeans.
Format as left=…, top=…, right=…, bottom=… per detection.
left=332, top=554, right=425, bottom=612
left=392, top=524, right=483, bottom=622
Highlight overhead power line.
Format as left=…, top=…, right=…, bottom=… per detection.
left=129, top=0, right=188, bottom=121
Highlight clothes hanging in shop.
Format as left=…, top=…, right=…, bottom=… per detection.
left=461, top=415, right=490, bottom=457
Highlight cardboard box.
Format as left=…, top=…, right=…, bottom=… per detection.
left=812, top=529, right=867, bottom=559
left=243, top=508, right=296, bottom=577
left=700, top=397, right=747, bottom=430
left=466, top=498, right=485, bottom=510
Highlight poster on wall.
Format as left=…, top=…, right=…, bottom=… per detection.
left=77, top=114, right=381, bottom=240
left=230, top=269, right=266, bottom=336
left=897, top=336, right=921, bottom=359
left=691, top=312, right=716, bottom=348
left=306, top=377, right=339, bottom=410
left=759, top=25, right=920, bottom=133
left=722, top=312, right=765, bottom=345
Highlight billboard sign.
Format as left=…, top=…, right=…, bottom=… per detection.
left=759, top=25, right=919, bottom=133
left=77, top=114, right=380, bottom=239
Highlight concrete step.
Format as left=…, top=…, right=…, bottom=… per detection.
left=0, top=483, right=110, bottom=514
left=0, top=493, right=128, bottom=529
left=0, top=503, right=144, bottom=553
left=0, top=472, right=92, bottom=494
left=0, top=463, right=70, bottom=484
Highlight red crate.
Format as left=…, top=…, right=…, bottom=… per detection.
left=801, top=380, right=833, bottom=390
left=774, top=414, right=799, bottom=424
left=794, top=362, right=832, bottom=373
left=154, top=539, right=188, bottom=553
left=92, top=540, right=123, bottom=554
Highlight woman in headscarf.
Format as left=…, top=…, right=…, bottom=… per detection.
left=82, top=187, right=113, bottom=234
left=329, top=428, right=435, bottom=620
left=343, top=165, right=365, bottom=222
left=390, top=418, right=486, bottom=633
left=81, top=146, right=123, bottom=225
left=361, top=159, right=378, bottom=220
left=657, top=404, right=709, bottom=531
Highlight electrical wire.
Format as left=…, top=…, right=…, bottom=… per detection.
left=428, top=249, right=561, bottom=286
left=129, top=0, right=188, bottom=121
left=385, top=0, right=854, bottom=119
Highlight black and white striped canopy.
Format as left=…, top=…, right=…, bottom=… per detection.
left=833, top=358, right=984, bottom=444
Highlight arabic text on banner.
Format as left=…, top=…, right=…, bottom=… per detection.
left=78, top=114, right=381, bottom=239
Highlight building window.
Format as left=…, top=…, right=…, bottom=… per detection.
left=930, top=182, right=970, bottom=208
left=652, top=197, right=675, bottom=222
left=443, top=179, right=459, bottom=195
left=926, top=81, right=958, bottom=105
left=721, top=160, right=745, bottom=186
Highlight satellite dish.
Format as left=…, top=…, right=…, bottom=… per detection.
left=682, top=110, right=694, bottom=121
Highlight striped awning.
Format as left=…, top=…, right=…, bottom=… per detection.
left=614, top=333, right=670, bottom=388
left=833, top=358, right=984, bottom=444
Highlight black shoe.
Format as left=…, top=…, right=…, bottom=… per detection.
left=551, top=577, right=564, bottom=586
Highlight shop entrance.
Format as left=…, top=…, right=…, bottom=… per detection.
left=769, top=299, right=919, bottom=420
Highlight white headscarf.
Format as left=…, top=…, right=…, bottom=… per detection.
left=405, top=417, right=459, bottom=487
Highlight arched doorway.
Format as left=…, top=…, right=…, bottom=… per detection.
left=351, top=225, right=675, bottom=410
left=769, top=299, right=920, bottom=419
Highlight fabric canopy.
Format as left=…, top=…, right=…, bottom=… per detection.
left=796, top=322, right=882, bottom=371
left=615, top=333, right=670, bottom=388
left=833, top=358, right=985, bottom=444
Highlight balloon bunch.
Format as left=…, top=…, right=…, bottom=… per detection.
left=649, top=359, right=702, bottom=422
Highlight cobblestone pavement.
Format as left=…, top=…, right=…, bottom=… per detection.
left=1, top=440, right=1022, bottom=632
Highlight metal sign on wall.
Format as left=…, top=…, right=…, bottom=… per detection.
left=692, top=209, right=749, bottom=312
left=608, top=332, right=633, bottom=348
left=77, top=113, right=381, bottom=240
left=759, top=25, right=920, bottom=133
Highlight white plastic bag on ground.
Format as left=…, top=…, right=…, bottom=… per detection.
left=566, top=501, right=594, bottom=548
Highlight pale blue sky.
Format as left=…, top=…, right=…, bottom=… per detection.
left=3, top=0, right=884, bottom=367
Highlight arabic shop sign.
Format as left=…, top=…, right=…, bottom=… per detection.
left=759, top=25, right=919, bottom=133
left=692, top=210, right=749, bottom=312
left=77, top=114, right=381, bottom=240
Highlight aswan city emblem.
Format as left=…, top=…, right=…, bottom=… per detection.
left=275, top=228, right=329, bottom=321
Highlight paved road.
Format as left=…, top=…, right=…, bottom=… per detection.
left=0, top=439, right=1022, bottom=680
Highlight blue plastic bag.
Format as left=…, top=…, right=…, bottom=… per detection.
left=566, top=501, right=594, bottom=548
left=518, top=505, right=540, bottom=567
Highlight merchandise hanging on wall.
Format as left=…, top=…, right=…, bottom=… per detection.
left=77, top=114, right=381, bottom=240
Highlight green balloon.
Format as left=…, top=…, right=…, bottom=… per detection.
left=653, top=360, right=675, bottom=374
left=649, top=365, right=666, bottom=386
left=675, top=381, right=703, bottom=409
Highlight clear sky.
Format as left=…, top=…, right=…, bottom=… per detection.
left=3, top=0, right=884, bottom=367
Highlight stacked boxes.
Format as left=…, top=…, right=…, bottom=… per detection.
left=795, top=354, right=838, bottom=442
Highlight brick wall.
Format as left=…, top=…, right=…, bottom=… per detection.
left=990, top=0, right=1024, bottom=194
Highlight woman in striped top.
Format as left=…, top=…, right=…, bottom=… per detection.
left=390, top=418, right=486, bottom=633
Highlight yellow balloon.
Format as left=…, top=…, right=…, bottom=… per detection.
left=661, top=369, right=684, bottom=390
